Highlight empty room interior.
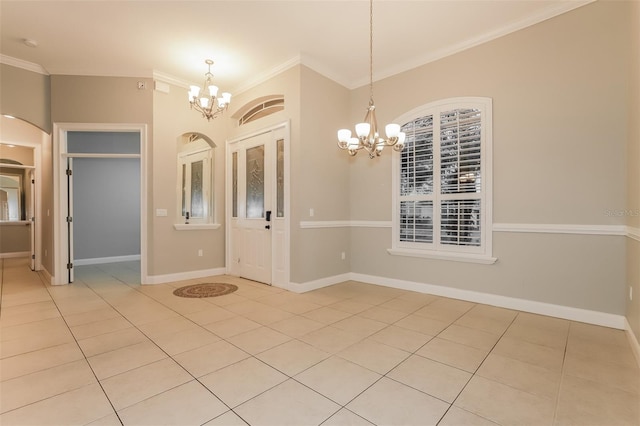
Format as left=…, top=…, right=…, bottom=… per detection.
left=0, top=0, right=639, bottom=425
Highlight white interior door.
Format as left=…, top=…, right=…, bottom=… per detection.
left=230, top=132, right=273, bottom=284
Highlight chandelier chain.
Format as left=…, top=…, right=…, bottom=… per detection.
left=369, top=0, right=374, bottom=105
left=336, top=0, right=405, bottom=158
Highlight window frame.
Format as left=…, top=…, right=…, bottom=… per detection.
left=390, top=97, right=496, bottom=264
left=177, top=146, right=213, bottom=225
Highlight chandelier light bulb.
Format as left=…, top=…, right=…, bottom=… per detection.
left=355, top=123, right=370, bottom=138
left=337, top=129, right=352, bottom=143
left=385, top=123, right=400, bottom=139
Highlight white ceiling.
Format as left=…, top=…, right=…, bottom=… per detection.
left=1, top=1, right=591, bottom=93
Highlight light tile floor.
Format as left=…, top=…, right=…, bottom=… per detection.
left=1, top=258, right=639, bottom=425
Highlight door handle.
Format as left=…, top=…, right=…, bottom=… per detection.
left=265, top=225, right=271, bottom=230
left=266, top=210, right=272, bottom=222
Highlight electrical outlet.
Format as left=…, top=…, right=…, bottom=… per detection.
left=341, top=252, right=346, bottom=260
left=630, top=286, right=633, bottom=301
left=198, top=249, right=203, bottom=257
left=309, top=208, right=314, bottom=217
left=137, top=81, right=147, bottom=90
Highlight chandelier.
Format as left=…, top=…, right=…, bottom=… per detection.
left=188, top=59, right=232, bottom=121
left=337, top=0, right=405, bottom=159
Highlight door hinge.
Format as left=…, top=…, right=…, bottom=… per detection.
left=66, top=169, right=72, bottom=176
left=31, top=217, right=35, bottom=222
left=66, top=216, right=73, bottom=223
left=67, top=263, right=73, bottom=269
left=32, top=179, right=35, bottom=184
left=32, top=254, right=35, bottom=260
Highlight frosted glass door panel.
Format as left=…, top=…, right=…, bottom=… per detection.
left=232, top=152, right=238, bottom=218
left=276, top=138, right=284, bottom=218
left=246, top=145, right=265, bottom=219
left=190, top=160, right=204, bottom=218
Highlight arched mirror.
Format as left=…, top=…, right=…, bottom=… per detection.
left=177, top=133, right=216, bottom=225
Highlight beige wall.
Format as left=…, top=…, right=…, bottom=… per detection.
left=0, top=64, right=51, bottom=133
left=51, top=76, right=153, bottom=124
left=51, top=75, right=153, bottom=279
left=294, top=66, right=351, bottom=283
left=346, top=1, right=630, bottom=314
left=0, top=225, right=30, bottom=253
left=150, top=80, right=227, bottom=276
left=627, top=0, right=640, bottom=343
left=0, top=145, right=34, bottom=165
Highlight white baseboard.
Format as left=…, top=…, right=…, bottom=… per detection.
left=625, top=318, right=640, bottom=368
left=144, top=267, right=227, bottom=285
left=292, top=272, right=626, bottom=330
left=74, top=255, right=141, bottom=266
left=0, top=251, right=30, bottom=259
left=38, top=267, right=54, bottom=286
left=284, top=273, right=352, bottom=293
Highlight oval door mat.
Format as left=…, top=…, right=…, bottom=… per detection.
left=173, top=283, right=238, bottom=298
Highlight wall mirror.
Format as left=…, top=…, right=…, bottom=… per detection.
left=177, top=133, right=216, bottom=224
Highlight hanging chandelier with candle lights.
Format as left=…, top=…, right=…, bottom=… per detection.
left=188, top=59, right=232, bottom=121
left=337, top=0, right=405, bottom=158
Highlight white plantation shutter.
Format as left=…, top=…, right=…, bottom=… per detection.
left=400, top=115, right=435, bottom=244
left=395, top=98, right=492, bottom=256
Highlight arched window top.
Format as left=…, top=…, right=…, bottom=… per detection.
left=0, top=159, right=23, bottom=165
left=178, top=132, right=215, bottom=154
left=234, top=95, right=285, bottom=126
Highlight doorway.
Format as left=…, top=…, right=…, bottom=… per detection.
left=53, top=124, right=147, bottom=285
left=0, top=126, right=42, bottom=272
left=226, top=123, right=289, bottom=287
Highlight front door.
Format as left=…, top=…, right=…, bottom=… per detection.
left=230, top=132, right=273, bottom=284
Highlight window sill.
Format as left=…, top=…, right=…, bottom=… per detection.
left=387, top=248, right=497, bottom=264
left=173, top=223, right=221, bottom=231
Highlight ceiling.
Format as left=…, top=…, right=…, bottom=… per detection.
left=1, top=1, right=591, bottom=93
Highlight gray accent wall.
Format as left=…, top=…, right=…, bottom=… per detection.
left=72, top=157, right=140, bottom=261
left=68, top=131, right=141, bottom=262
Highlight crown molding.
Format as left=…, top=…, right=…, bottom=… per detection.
left=0, top=55, right=49, bottom=75
left=349, top=0, right=595, bottom=89
left=232, top=55, right=302, bottom=96
left=152, top=70, right=190, bottom=89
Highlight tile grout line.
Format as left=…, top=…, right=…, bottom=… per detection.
left=433, top=308, right=521, bottom=425
left=66, top=272, right=252, bottom=424
left=39, top=272, right=127, bottom=425
left=551, top=320, right=572, bottom=425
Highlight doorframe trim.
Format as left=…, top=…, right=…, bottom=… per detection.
left=0, top=139, right=42, bottom=271
left=225, top=120, right=291, bottom=287
left=52, top=123, right=148, bottom=285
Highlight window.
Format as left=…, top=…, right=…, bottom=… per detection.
left=177, top=134, right=215, bottom=226
left=391, top=97, right=495, bottom=263
left=237, top=96, right=285, bottom=126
